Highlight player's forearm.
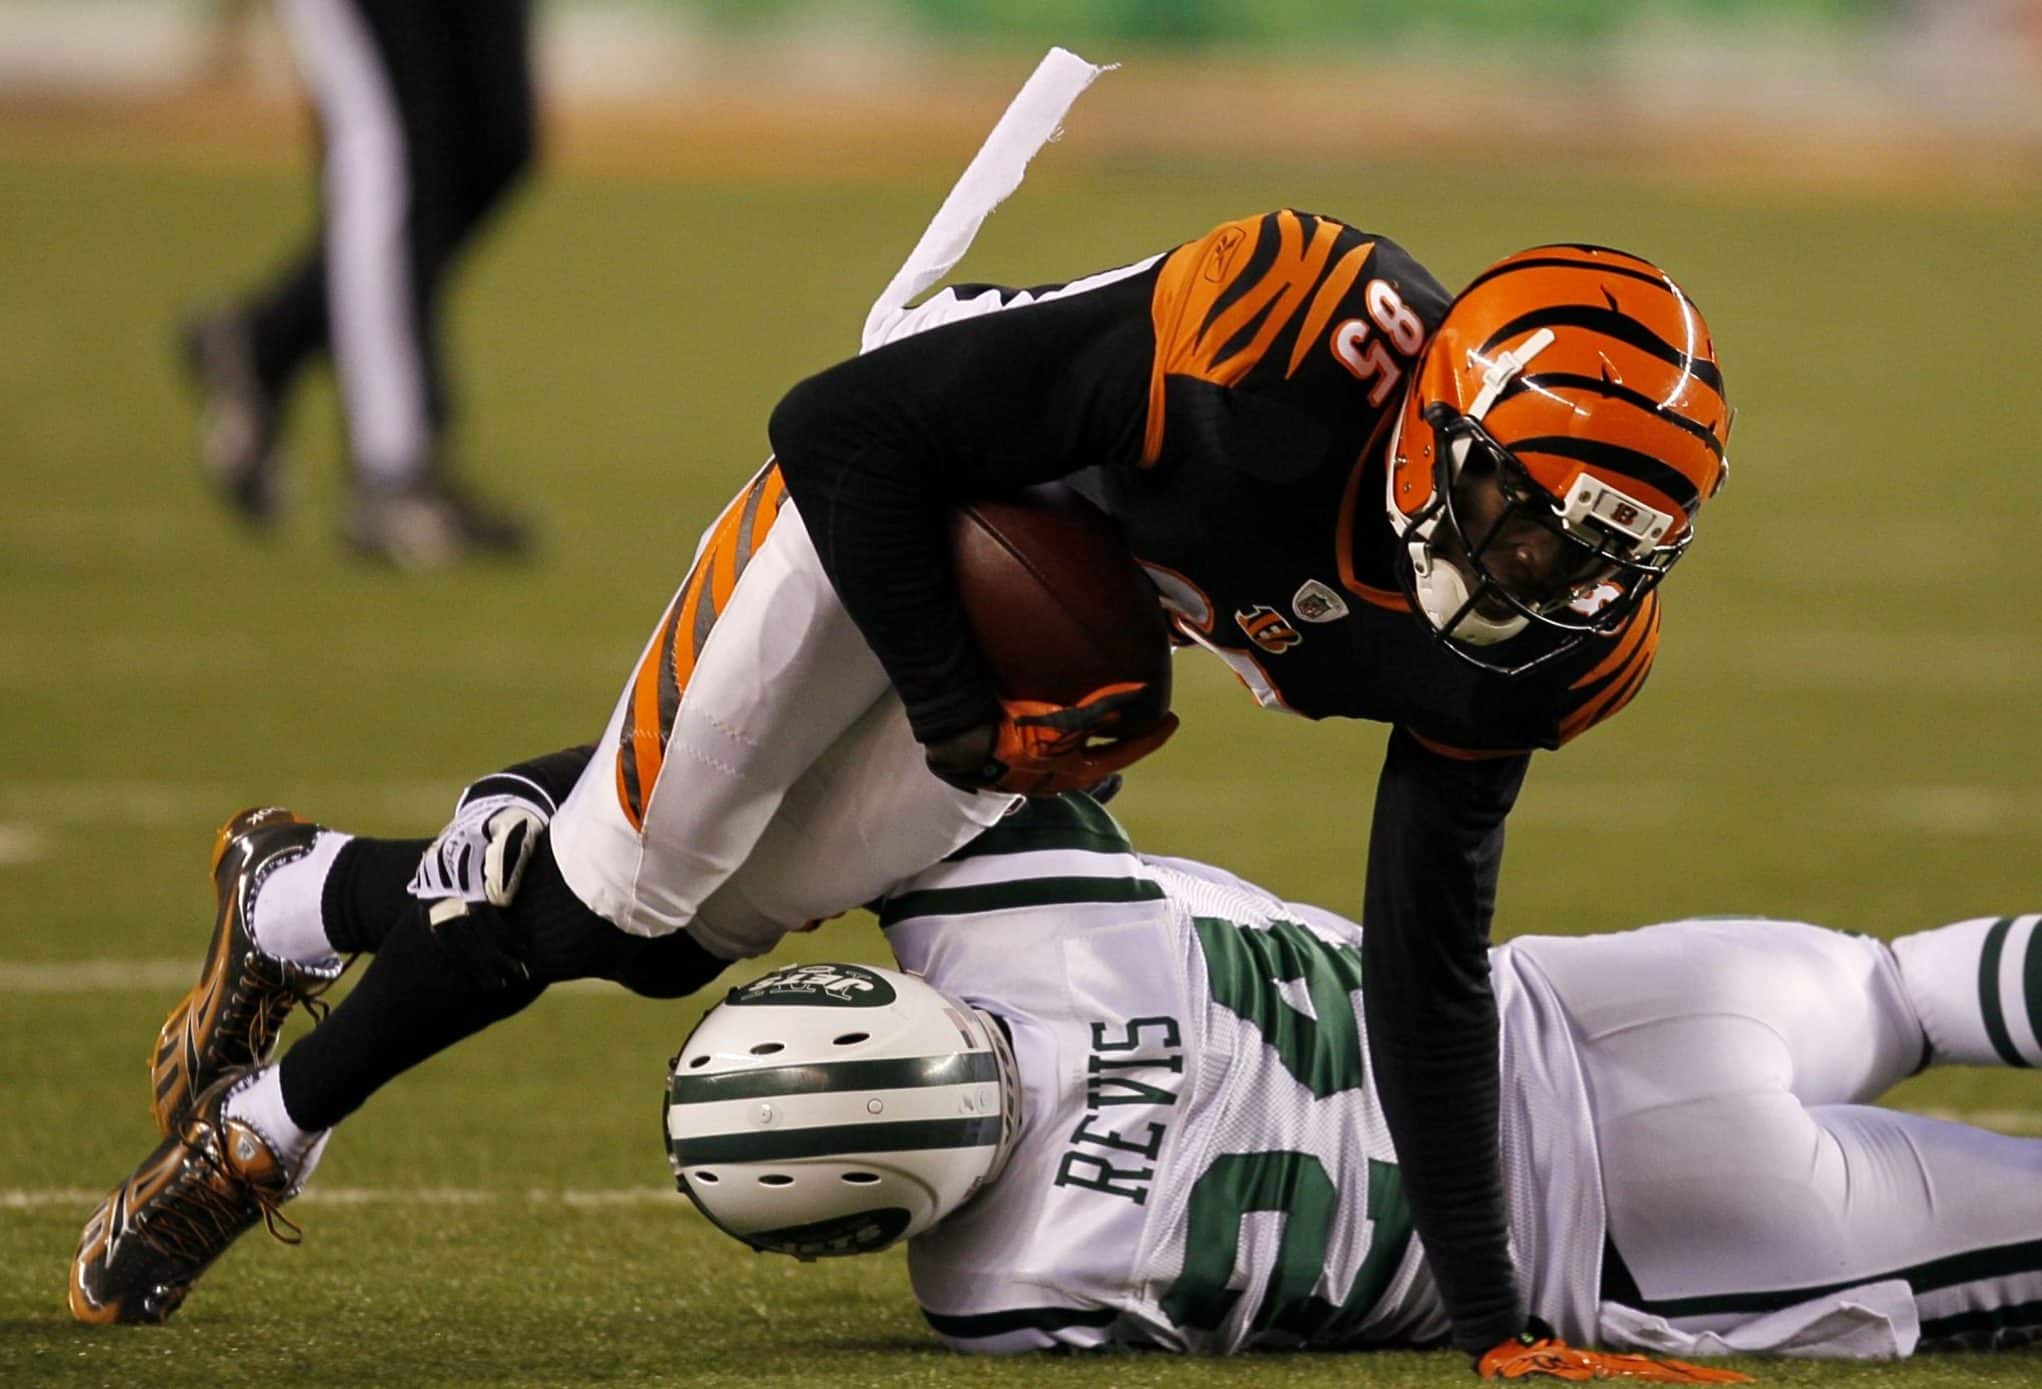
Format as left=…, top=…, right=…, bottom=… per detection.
left=769, top=375, right=1004, bottom=743
left=1362, top=731, right=1530, bottom=1352
left=1365, top=965, right=1517, bottom=1350
left=770, top=280, right=1154, bottom=745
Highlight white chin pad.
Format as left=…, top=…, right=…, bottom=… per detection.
left=1409, top=544, right=1529, bottom=646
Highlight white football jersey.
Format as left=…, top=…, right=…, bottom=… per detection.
left=881, top=796, right=1600, bottom=1352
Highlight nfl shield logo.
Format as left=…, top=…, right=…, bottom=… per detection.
left=1292, top=580, right=1349, bottom=624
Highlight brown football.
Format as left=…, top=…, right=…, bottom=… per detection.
left=949, top=483, right=1172, bottom=731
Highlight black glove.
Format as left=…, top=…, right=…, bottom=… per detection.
left=408, top=791, right=547, bottom=989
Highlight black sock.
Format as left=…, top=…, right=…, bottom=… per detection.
left=515, top=843, right=728, bottom=997
left=321, top=836, right=432, bottom=954
left=279, top=839, right=727, bottom=1132
left=279, top=911, right=546, bottom=1131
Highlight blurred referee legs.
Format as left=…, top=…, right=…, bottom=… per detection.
left=181, top=0, right=538, bottom=568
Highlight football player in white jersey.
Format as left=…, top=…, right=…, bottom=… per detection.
left=670, top=792, right=2042, bottom=1367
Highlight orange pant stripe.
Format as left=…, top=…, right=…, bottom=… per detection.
left=615, top=465, right=789, bottom=831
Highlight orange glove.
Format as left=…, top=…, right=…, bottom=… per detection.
left=1478, top=1335, right=1752, bottom=1384
left=987, top=682, right=1178, bottom=797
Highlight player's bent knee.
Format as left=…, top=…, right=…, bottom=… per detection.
left=612, top=931, right=727, bottom=1000
left=512, top=841, right=729, bottom=997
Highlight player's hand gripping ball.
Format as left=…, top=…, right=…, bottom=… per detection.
left=939, top=484, right=1177, bottom=796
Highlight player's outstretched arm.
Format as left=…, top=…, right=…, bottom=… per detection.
left=1361, top=728, right=1530, bottom=1353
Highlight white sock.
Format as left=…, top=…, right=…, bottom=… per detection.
left=248, top=831, right=350, bottom=970
left=1892, top=913, right=2042, bottom=1068
left=223, top=1065, right=331, bottom=1188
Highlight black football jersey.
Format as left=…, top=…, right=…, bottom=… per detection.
left=769, top=208, right=1657, bottom=753
left=1073, top=210, right=1657, bottom=754
left=765, top=207, right=1674, bottom=1350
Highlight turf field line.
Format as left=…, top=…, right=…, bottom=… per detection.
left=0, top=781, right=456, bottom=827
left=0, top=960, right=195, bottom=992
left=2, top=1186, right=677, bottom=1211
left=0, top=958, right=616, bottom=994
left=0, top=821, right=44, bottom=861
left=6, top=782, right=2042, bottom=838
left=0, top=823, right=47, bottom=865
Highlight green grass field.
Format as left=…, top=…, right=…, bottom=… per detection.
left=3, top=120, right=2041, bottom=1387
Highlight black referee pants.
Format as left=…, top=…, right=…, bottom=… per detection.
left=246, top=0, right=535, bottom=486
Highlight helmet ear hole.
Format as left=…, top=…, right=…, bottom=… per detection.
left=749, top=1042, right=784, bottom=1056
left=695, top=1171, right=719, bottom=1184
left=841, top=1172, right=881, bottom=1185
left=832, top=1032, right=869, bottom=1046
left=758, top=1174, right=794, bottom=1187
left=686, top=1055, right=710, bottom=1069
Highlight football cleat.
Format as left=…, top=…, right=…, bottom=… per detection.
left=178, top=310, right=286, bottom=526
left=342, top=473, right=532, bottom=570
left=150, top=807, right=346, bottom=1137
left=71, top=1070, right=304, bottom=1326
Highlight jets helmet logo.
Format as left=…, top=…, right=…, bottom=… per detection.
left=1235, top=604, right=1303, bottom=654
left=727, top=963, right=897, bottom=1009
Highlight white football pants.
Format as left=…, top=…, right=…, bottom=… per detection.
left=548, top=463, right=1015, bottom=960
left=542, top=262, right=1166, bottom=961
left=1512, top=917, right=2042, bottom=1358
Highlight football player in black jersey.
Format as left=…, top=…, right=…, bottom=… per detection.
left=75, top=211, right=1730, bottom=1379
left=766, top=214, right=1729, bottom=1366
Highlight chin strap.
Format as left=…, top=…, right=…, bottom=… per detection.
left=1392, top=428, right=1528, bottom=648
left=1466, top=328, right=1556, bottom=423
left=1387, top=328, right=1562, bottom=648
left=1408, top=530, right=1530, bottom=646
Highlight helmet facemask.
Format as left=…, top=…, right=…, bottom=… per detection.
left=1389, top=333, right=1690, bottom=676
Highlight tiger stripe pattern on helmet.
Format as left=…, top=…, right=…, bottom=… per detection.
left=1144, top=209, right=1379, bottom=463
left=1444, top=244, right=1729, bottom=530
left=614, top=464, right=790, bottom=831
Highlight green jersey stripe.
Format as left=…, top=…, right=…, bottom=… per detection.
left=920, top=1304, right=1120, bottom=1338
left=879, top=875, right=1165, bottom=928
left=943, top=792, right=1133, bottom=862
left=1918, top=1295, right=2042, bottom=1350
left=668, top=1053, right=998, bottom=1107
left=947, top=820, right=1135, bottom=861
left=1978, top=917, right=2030, bottom=1068
left=671, top=1116, right=1001, bottom=1166
left=1603, top=1232, right=2042, bottom=1319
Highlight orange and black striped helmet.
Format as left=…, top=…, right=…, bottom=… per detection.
left=1385, top=244, right=1730, bottom=673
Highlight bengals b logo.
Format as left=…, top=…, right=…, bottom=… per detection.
left=1235, top=604, right=1302, bottom=654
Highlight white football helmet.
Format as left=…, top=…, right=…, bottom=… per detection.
left=663, top=962, right=1021, bottom=1260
